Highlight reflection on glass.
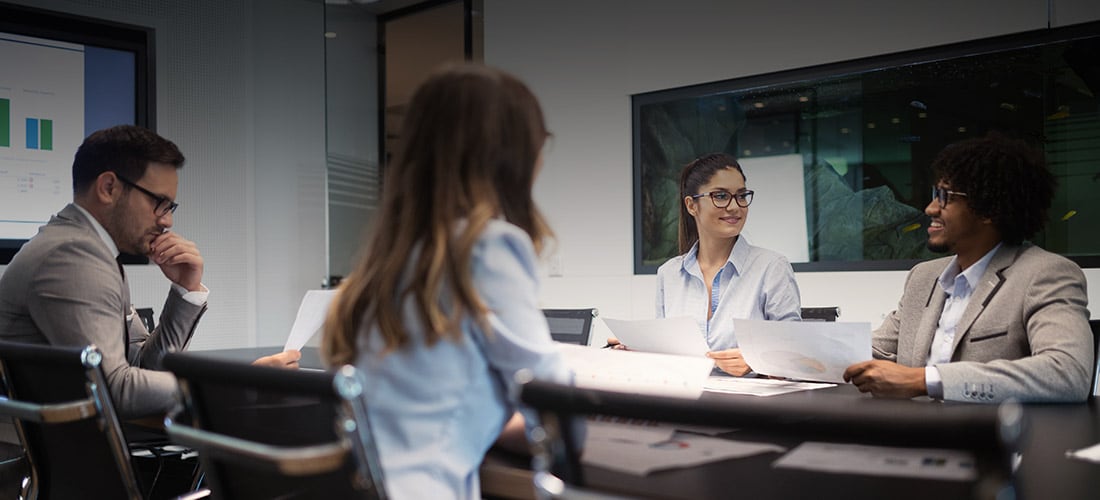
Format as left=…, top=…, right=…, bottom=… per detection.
left=634, top=24, right=1100, bottom=273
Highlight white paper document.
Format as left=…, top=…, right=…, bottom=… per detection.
left=704, top=376, right=836, bottom=397
left=734, top=319, right=872, bottom=383
left=1066, top=441, right=1100, bottom=463
left=557, top=343, right=714, bottom=399
left=773, top=442, right=977, bottom=482
left=602, top=316, right=709, bottom=357
left=583, top=429, right=785, bottom=476
left=586, top=417, right=678, bottom=446
left=283, top=289, right=338, bottom=351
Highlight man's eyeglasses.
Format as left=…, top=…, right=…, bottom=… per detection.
left=114, top=173, right=179, bottom=217
left=931, top=186, right=967, bottom=209
left=690, top=190, right=754, bottom=209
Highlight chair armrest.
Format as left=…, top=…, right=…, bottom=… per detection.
left=165, top=421, right=349, bottom=476
left=0, top=396, right=97, bottom=423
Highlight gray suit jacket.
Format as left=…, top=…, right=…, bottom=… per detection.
left=873, top=243, right=1094, bottom=403
left=0, top=204, right=206, bottom=417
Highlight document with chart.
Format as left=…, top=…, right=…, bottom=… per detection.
left=733, top=319, right=872, bottom=383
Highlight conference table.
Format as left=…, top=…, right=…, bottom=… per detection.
left=191, top=346, right=1100, bottom=499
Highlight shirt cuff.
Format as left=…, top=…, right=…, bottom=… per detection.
left=172, top=282, right=210, bottom=306
left=924, top=366, right=944, bottom=399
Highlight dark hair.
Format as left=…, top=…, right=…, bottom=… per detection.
left=931, top=132, right=1054, bottom=245
left=72, top=125, right=185, bottom=194
left=323, top=63, right=553, bottom=365
left=677, top=152, right=746, bottom=253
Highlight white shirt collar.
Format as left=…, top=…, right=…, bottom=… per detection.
left=938, top=242, right=1003, bottom=294
left=72, top=203, right=120, bottom=259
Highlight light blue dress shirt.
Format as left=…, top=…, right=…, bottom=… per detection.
left=924, top=243, right=1002, bottom=398
left=655, top=236, right=802, bottom=351
left=353, top=220, right=573, bottom=499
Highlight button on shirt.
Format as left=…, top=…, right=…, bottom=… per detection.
left=655, top=236, right=801, bottom=351
left=924, top=243, right=1002, bottom=398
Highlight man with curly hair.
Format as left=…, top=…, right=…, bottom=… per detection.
left=844, top=132, right=1094, bottom=403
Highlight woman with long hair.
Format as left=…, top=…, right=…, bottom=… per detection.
left=656, top=153, right=801, bottom=375
left=322, top=63, right=571, bottom=498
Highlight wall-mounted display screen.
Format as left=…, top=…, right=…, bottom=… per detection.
left=0, top=2, right=154, bottom=264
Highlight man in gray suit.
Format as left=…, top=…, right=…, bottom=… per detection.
left=0, top=125, right=299, bottom=419
left=844, top=133, right=1093, bottom=403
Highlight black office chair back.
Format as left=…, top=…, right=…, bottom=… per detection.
left=135, top=308, right=156, bottom=332
left=543, top=308, right=598, bottom=345
left=801, top=307, right=840, bottom=321
left=520, top=379, right=1021, bottom=499
left=163, top=353, right=387, bottom=500
left=0, top=341, right=141, bottom=500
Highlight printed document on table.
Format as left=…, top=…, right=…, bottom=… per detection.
left=602, top=316, right=709, bottom=357
left=733, top=319, right=871, bottom=383
left=704, top=376, right=836, bottom=397
left=583, top=429, right=785, bottom=476
left=557, top=343, right=714, bottom=399
left=284, top=289, right=338, bottom=351
left=774, top=442, right=977, bottom=481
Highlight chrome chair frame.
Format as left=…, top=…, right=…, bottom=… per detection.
left=164, top=355, right=387, bottom=499
left=0, top=343, right=141, bottom=500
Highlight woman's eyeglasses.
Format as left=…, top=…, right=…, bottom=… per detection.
left=690, top=190, right=754, bottom=209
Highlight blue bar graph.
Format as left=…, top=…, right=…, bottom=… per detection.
left=26, top=118, right=38, bottom=149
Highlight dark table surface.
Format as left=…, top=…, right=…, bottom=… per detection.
left=188, top=347, right=1100, bottom=499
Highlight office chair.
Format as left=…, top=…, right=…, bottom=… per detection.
left=135, top=307, right=157, bottom=332
left=800, top=307, right=840, bottom=322
left=0, top=439, right=26, bottom=499
left=520, top=379, right=1021, bottom=500
left=163, top=353, right=387, bottom=499
left=543, top=308, right=599, bottom=346
left=0, top=340, right=205, bottom=500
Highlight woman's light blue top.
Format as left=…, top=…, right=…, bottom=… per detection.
left=656, top=236, right=801, bottom=351
left=354, top=220, right=572, bottom=499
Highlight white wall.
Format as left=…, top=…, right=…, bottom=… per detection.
left=0, top=0, right=328, bottom=349
left=484, top=0, right=1100, bottom=344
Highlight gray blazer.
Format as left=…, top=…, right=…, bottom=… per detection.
left=0, top=204, right=206, bottom=417
left=873, top=243, right=1094, bottom=403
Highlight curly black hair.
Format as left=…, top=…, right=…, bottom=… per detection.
left=930, top=132, right=1055, bottom=245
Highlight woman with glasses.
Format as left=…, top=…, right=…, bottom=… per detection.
left=321, top=64, right=573, bottom=499
left=655, top=152, right=801, bottom=376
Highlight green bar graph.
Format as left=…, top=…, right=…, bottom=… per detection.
left=0, top=98, right=9, bottom=148
left=40, top=119, right=52, bottom=151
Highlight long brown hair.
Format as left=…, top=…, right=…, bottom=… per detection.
left=322, top=64, right=553, bottom=366
left=677, top=152, right=745, bottom=253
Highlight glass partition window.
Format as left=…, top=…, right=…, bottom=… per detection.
left=633, top=22, right=1100, bottom=273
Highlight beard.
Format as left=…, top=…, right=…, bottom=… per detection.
left=927, top=241, right=949, bottom=253
left=106, top=207, right=153, bottom=256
